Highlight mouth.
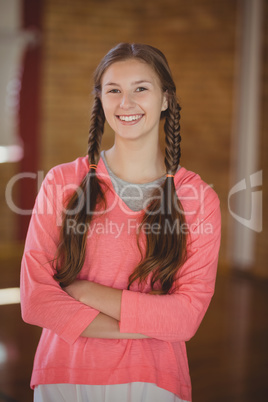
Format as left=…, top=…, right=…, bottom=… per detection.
left=116, top=114, right=144, bottom=124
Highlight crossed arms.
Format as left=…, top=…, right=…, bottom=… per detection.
left=64, top=280, right=148, bottom=339
left=20, top=169, right=221, bottom=345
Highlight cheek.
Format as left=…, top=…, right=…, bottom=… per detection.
left=101, top=101, right=118, bottom=129
left=146, top=98, right=164, bottom=116
left=140, top=92, right=163, bottom=110
left=101, top=99, right=114, bottom=117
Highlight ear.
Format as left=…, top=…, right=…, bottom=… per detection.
left=161, top=91, right=168, bottom=112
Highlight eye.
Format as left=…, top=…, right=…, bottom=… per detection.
left=136, top=87, right=147, bottom=92
left=108, top=89, right=120, bottom=93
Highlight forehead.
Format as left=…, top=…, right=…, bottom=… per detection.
left=101, top=59, right=160, bottom=86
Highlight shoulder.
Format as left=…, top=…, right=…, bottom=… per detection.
left=174, top=166, right=220, bottom=221
left=43, top=156, right=89, bottom=187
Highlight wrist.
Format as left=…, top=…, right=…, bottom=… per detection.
left=79, top=281, right=93, bottom=304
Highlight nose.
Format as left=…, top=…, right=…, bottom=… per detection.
left=120, top=92, right=135, bottom=109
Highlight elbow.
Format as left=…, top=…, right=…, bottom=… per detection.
left=182, top=306, right=211, bottom=342
left=182, top=324, right=200, bottom=342
left=169, top=326, right=200, bottom=343
left=172, top=306, right=210, bottom=342
left=20, top=288, right=36, bottom=325
left=20, top=297, right=32, bottom=324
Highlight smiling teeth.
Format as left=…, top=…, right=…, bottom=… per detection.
left=119, top=115, right=142, bottom=121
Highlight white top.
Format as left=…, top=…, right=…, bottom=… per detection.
left=34, top=382, right=188, bottom=401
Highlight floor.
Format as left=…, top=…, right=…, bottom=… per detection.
left=0, top=269, right=267, bottom=402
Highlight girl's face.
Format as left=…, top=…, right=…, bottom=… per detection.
left=100, top=59, right=168, bottom=142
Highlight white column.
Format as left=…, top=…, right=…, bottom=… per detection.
left=0, top=0, right=37, bottom=163
left=228, top=0, right=263, bottom=268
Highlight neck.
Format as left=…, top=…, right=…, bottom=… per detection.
left=105, top=138, right=166, bottom=184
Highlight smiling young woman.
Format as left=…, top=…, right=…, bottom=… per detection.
left=101, top=59, right=168, bottom=144
left=20, top=43, right=221, bottom=402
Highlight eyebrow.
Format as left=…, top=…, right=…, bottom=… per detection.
left=104, top=80, right=153, bottom=87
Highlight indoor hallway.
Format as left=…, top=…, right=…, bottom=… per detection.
left=0, top=0, right=267, bottom=401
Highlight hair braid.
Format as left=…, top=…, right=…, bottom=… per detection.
left=53, top=97, right=106, bottom=287
left=128, top=94, right=186, bottom=295
left=164, top=95, right=182, bottom=174
left=88, top=97, right=105, bottom=165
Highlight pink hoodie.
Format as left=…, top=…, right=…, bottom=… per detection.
left=20, top=156, right=221, bottom=401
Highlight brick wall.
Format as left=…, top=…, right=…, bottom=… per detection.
left=1, top=0, right=267, bottom=276
left=39, top=0, right=237, bottom=270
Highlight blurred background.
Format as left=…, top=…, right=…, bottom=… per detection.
left=0, top=0, right=267, bottom=401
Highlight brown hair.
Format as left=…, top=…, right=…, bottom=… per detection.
left=54, top=43, right=187, bottom=294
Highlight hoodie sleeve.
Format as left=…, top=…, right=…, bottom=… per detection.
left=119, top=184, right=221, bottom=342
left=20, top=167, right=99, bottom=345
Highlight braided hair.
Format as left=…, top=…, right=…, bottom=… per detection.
left=53, top=97, right=106, bottom=285
left=164, top=97, right=182, bottom=174
left=128, top=92, right=186, bottom=294
left=54, top=43, right=187, bottom=293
